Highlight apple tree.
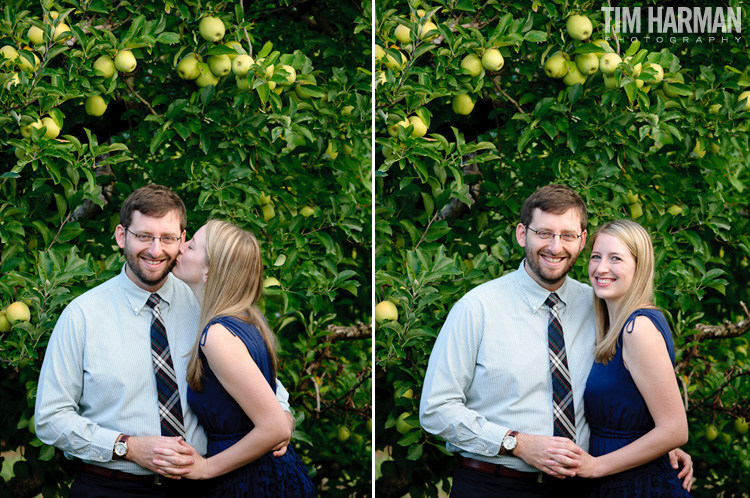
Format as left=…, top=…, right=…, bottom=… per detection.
left=0, top=0, right=372, bottom=496
left=375, top=0, right=750, bottom=496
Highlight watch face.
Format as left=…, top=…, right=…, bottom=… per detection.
left=503, top=437, right=516, bottom=450
left=114, top=442, right=127, bottom=456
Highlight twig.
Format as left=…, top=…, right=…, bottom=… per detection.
left=122, top=77, right=158, bottom=116
left=489, top=76, right=526, bottom=115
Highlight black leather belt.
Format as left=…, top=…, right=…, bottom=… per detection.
left=80, top=463, right=163, bottom=485
left=457, top=455, right=547, bottom=483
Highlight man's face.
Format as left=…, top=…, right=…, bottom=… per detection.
left=516, top=208, right=587, bottom=291
left=115, top=210, right=184, bottom=291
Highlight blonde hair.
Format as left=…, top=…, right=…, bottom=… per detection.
left=592, top=219, right=657, bottom=364
left=186, top=220, right=277, bottom=390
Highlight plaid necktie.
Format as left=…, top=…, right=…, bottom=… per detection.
left=146, top=294, right=185, bottom=437
left=545, top=293, right=576, bottom=441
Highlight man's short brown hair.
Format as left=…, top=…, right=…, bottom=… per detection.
left=520, top=184, right=588, bottom=231
left=119, top=184, right=187, bottom=231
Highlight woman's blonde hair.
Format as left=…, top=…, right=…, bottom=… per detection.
left=592, top=219, right=657, bottom=364
left=186, top=220, right=277, bottom=390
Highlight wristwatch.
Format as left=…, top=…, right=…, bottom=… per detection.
left=499, top=430, right=519, bottom=455
left=113, top=434, right=130, bottom=459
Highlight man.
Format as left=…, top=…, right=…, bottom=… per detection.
left=35, top=184, right=294, bottom=498
left=419, top=184, right=692, bottom=497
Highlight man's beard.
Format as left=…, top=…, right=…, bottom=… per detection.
left=524, top=246, right=579, bottom=287
left=124, top=242, right=177, bottom=287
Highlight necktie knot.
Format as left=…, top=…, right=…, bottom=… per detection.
left=545, top=292, right=560, bottom=310
left=146, top=293, right=161, bottom=310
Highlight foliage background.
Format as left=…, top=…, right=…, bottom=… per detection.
left=0, top=0, right=372, bottom=497
left=375, top=0, right=750, bottom=497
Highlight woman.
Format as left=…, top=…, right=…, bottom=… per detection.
left=156, top=220, right=316, bottom=497
left=547, top=219, right=691, bottom=497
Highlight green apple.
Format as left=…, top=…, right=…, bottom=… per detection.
left=374, top=44, right=386, bottom=61
left=387, top=117, right=410, bottom=137
left=300, top=206, right=315, bottom=218
left=41, top=116, right=60, bottom=138
left=591, top=39, right=611, bottom=58
left=629, top=202, right=643, bottom=219
left=223, top=40, right=243, bottom=59
left=263, top=277, right=280, bottom=288
left=575, top=53, right=599, bottom=75
left=236, top=75, right=249, bottom=90
left=603, top=73, right=618, bottom=89
left=460, top=54, right=482, bottom=77
left=259, top=193, right=272, bottom=205
left=735, top=418, right=749, bottom=435
left=738, top=90, right=750, bottom=111
left=452, top=94, right=475, bottom=115
left=337, top=425, right=351, bottom=442
left=705, top=425, right=719, bottom=441
left=400, top=388, right=414, bottom=399
left=195, top=62, right=219, bottom=87
left=199, top=16, right=225, bottom=42
left=277, top=64, right=296, bottom=85
left=626, top=191, right=639, bottom=204
left=544, top=53, right=569, bottom=79
left=419, top=21, right=438, bottom=41
left=663, top=72, right=685, bottom=98
left=20, top=118, right=43, bottom=138
left=667, top=205, right=683, bottom=216
left=692, top=141, right=706, bottom=158
left=14, top=146, right=29, bottom=161
left=17, top=51, right=40, bottom=73
left=710, top=103, right=722, bottom=114
left=6, top=301, right=30, bottom=323
left=0, top=45, right=19, bottom=68
left=394, top=24, right=411, bottom=44
left=642, top=62, right=664, bottom=84
left=28, top=26, right=45, bottom=45
left=53, top=23, right=72, bottom=42
left=375, top=300, right=398, bottom=323
left=261, top=203, right=275, bottom=221
left=85, top=95, right=107, bottom=116
left=208, top=54, right=231, bottom=77
left=481, top=48, right=504, bottom=71
left=93, top=55, right=116, bottom=78
left=563, top=61, right=586, bottom=86
left=396, top=412, right=415, bottom=434
left=0, top=313, right=10, bottom=333
left=114, top=50, right=137, bottom=73
left=176, top=54, right=201, bottom=80
left=324, top=140, right=339, bottom=160
left=232, top=54, right=254, bottom=76
left=599, top=53, right=622, bottom=75
left=384, top=49, right=406, bottom=72
left=408, top=115, right=427, bottom=137
left=566, top=14, right=593, bottom=41
left=623, top=56, right=642, bottom=78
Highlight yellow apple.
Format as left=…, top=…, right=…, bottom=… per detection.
left=263, top=277, right=280, bottom=288
left=419, top=21, right=438, bottom=41
left=396, top=412, right=415, bottom=434
left=261, top=203, right=275, bottom=221
left=232, top=54, right=254, bottom=76
left=738, top=90, right=750, bottom=111
left=325, top=140, right=339, bottom=159
left=236, top=75, right=249, bottom=90
left=199, top=16, right=225, bottom=42
left=208, top=54, right=231, bottom=77
left=544, top=53, right=569, bottom=79
left=562, top=61, right=586, bottom=86
left=53, top=23, right=72, bottom=42
left=374, top=44, right=386, bottom=61
left=384, top=49, right=406, bottom=72
left=93, top=55, right=116, bottom=78
left=85, top=95, right=107, bottom=116
left=176, top=54, right=201, bottom=80
left=0, top=313, right=10, bottom=333
left=20, top=118, right=43, bottom=138
left=566, top=15, right=593, bottom=40
left=452, top=94, right=475, bottom=115
left=394, top=24, right=411, bottom=44
left=114, top=50, right=137, bottom=73
left=375, top=300, right=398, bottom=323
left=460, top=54, right=482, bottom=77
left=17, top=50, right=40, bottom=73
left=592, top=39, right=611, bottom=58
left=575, top=53, right=599, bottom=75
left=28, top=26, right=45, bottom=45
left=408, top=115, right=427, bottom=137
left=41, top=117, right=60, bottom=138
left=0, top=45, right=19, bottom=68
left=277, top=64, right=296, bottom=86
left=6, top=301, right=31, bottom=324
left=599, top=53, right=622, bottom=75
left=195, top=62, right=219, bottom=87
left=223, top=40, right=243, bottom=59
left=481, top=48, right=504, bottom=71
left=300, top=206, right=315, bottom=218
left=642, top=62, right=664, bottom=84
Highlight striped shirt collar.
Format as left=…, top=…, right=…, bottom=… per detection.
left=116, top=265, right=174, bottom=314
left=516, top=259, right=574, bottom=314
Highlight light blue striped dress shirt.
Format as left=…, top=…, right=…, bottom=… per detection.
left=35, top=266, right=290, bottom=475
left=420, top=260, right=596, bottom=472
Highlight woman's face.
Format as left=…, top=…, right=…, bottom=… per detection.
left=173, top=224, right=208, bottom=286
left=588, top=232, right=636, bottom=307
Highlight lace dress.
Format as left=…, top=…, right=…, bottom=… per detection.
left=584, top=309, right=691, bottom=497
left=187, top=316, right=316, bottom=498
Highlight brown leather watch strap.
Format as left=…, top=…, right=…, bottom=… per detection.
left=499, top=430, right=519, bottom=455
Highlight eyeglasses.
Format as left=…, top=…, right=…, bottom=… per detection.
left=525, top=226, right=583, bottom=243
left=125, top=228, right=182, bottom=245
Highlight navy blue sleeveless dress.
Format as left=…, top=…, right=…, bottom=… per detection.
left=584, top=309, right=691, bottom=497
left=187, top=316, right=316, bottom=498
